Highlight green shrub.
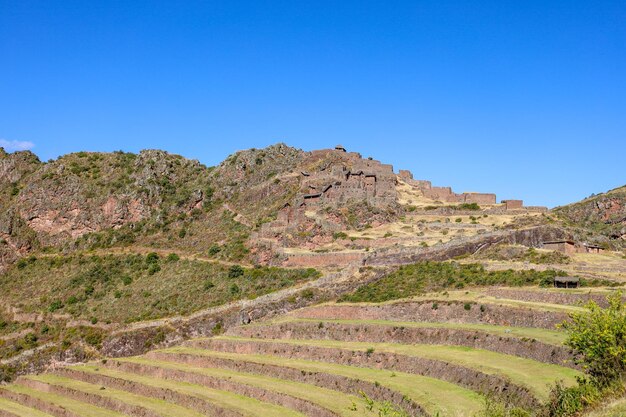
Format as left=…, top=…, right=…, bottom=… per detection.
left=456, top=203, right=480, bottom=210
left=166, top=253, right=180, bottom=262
left=228, top=264, right=244, bottom=278
left=561, top=291, right=626, bottom=385
left=146, top=252, right=160, bottom=264
left=208, top=245, right=221, bottom=256
left=49, top=300, right=64, bottom=312
left=333, top=232, right=348, bottom=240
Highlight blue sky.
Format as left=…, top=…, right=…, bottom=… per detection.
left=1, top=1, right=624, bottom=207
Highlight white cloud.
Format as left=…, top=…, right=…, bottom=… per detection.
left=0, top=139, right=35, bottom=152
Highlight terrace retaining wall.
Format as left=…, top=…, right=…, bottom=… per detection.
left=230, top=322, right=576, bottom=368
left=189, top=338, right=538, bottom=408
left=293, top=301, right=569, bottom=329
left=147, top=351, right=425, bottom=416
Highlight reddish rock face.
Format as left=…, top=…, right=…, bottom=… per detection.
left=555, top=187, right=626, bottom=242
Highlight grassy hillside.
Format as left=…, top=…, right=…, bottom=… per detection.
left=0, top=253, right=319, bottom=324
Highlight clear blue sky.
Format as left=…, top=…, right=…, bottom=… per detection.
left=1, top=1, right=624, bottom=207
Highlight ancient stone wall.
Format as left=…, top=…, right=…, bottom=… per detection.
left=502, top=200, right=524, bottom=210
left=462, top=193, right=497, bottom=205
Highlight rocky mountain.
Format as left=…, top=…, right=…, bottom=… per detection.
left=0, top=144, right=409, bottom=271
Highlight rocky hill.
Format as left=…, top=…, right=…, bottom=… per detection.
left=553, top=185, right=626, bottom=248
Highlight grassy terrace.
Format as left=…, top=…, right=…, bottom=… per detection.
left=159, top=346, right=486, bottom=416
left=1, top=383, right=126, bottom=417
left=213, top=335, right=580, bottom=400
left=25, top=374, right=207, bottom=417
left=72, top=364, right=305, bottom=417
left=0, top=398, right=54, bottom=417
left=116, top=357, right=380, bottom=417
left=331, top=290, right=586, bottom=313
left=261, top=317, right=568, bottom=345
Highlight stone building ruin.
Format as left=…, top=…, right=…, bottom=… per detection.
left=398, top=169, right=498, bottom=205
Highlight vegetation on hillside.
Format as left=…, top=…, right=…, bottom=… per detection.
left=0, top=253, right=319, bottom=325
left=339, top=262, right=587, bottom=303
left=534, top=292, right=626, bottom=417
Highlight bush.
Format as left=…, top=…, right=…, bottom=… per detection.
left=560, top=291, right=626, bottom=385
left=228, top=264, right=244, bottom=278
left=146, top=252, right=160, bottom=264
left=457, top=202, right=480, bottom=210
left=166, top=253, right=180, bottom=262
left=49, top=300, right=64, bottom=312
left=333, top=232, right=348, bottom=240
left=208, top=245, right=221, bottom=256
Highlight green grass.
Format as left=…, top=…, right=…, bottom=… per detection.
left=71, top=364, right=304, bottom=417
left=585, top=397, right=626, bottom=417
left=159, top=346, right=486, bottom=417
left=26, top=374, right=206, bottom=417
left=338, top=261, right=569, bottom=303
left=117, top=357, right=379, bottom=417
left=329, top=290, right=585, bottom=313
left=2, top=383, right=126, bottom=417
left=263, top=317, right=568, bottom=345
left=0, top=398, right=54, bottom=417
left=215, top=336, right=581, bottom=401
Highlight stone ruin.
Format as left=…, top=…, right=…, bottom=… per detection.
left=398, top=169, right=498, bottom=205
left=259, top=146, right=398, bottom=237
left=299, top=148, right=397, bottom=209
left=259, top=146, right=540, bottom=239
